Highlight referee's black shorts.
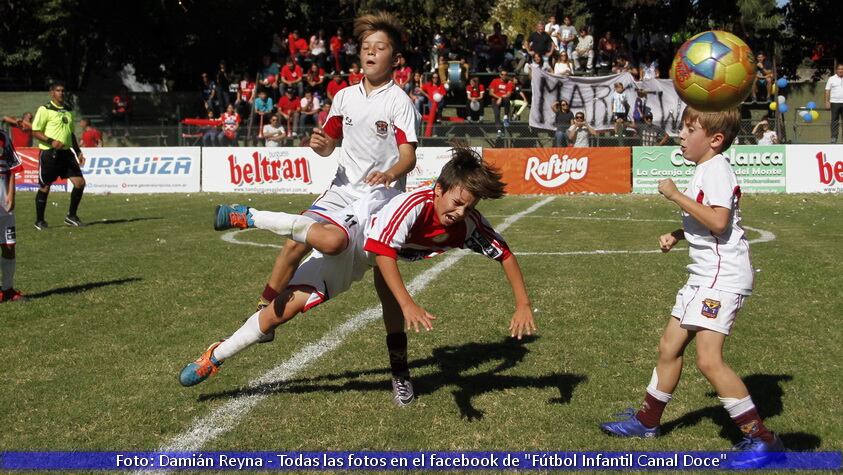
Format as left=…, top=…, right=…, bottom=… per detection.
left=38, top=149, right=82, bottom=187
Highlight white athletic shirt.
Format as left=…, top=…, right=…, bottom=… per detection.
left=682, top=154, right=754, bottom=295
left=0, top=130, right=22, bottom=217
left=322, top=79, right=420, bottom=196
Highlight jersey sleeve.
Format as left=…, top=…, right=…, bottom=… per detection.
left=2, top=133, right=22, bottom=171
left=32, top=106, right=47, bottom=133
left=700, top=160, right=737, bottom=209
left=392, top=94, right=420, bottom=146
left=464, top=211, right=512, bottom=262
left=322, top=89, right=344, bottom=139
left=364, top=192, right=427, bottom=259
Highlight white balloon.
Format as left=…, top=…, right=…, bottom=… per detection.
left=444, top=82, right=451, bottom=91
left=433, top=92, right=443, bottom=102
left=470, top=100, right=480, bottom=111
left=777, top=95, right=786, bottom=104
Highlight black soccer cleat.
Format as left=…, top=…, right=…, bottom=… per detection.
left=64, top=215, right=86, bottom=227
left=34, top=220, right=48, bottom=230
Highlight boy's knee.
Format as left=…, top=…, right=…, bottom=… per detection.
left=695, top=354, right=723, bottom=376
left=321, top=232, right=347, bottom=256
left=281, top=238, right=310, bottom=260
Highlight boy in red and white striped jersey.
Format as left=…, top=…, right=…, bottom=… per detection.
left=181, top=148, right=537, bottom=404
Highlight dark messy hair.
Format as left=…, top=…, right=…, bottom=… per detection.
left=437, top=144, right=506, bottom=200
left=353, top=11, right=406, bottom=55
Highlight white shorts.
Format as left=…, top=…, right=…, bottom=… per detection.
left=671, top=285, right=747, bottom=335
left=290, top=187, right=401, bottom=312
left=304, top=184, right=361, bottom=215
left=0, top=214, right=16, bottom=246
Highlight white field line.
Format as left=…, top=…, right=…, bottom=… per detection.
left=153, top=196, right=555, bottom=460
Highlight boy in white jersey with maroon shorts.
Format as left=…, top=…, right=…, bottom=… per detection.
left=599, top=107, right=784, bottom=467
left=182, top=148, right=537, bottom=399
left=242, top=13, right=421, bottom=404
left=0, top=130, right=23, bottom=302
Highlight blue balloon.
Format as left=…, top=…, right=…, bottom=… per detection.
left=779, top=103, right=789, bottom=113
left=802, top=112, right=813, bottom=122
left=776, top=77, right=788, bottom=89
left=807, top=101, right=817, bottom=110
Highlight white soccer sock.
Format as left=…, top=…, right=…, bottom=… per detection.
left=251, top=209, right=315, bottom=243
left=719, top=395, right=755, bottom=418
left=212, top=311, right=269, bottom=361
left=646, top=367, right=673, bottom=402
left=1, top=257, right=15, bottom=290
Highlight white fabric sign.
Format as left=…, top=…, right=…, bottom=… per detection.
left=785, top=144, right=843, bottom=193
left=529, top=67, right=686, bottom=135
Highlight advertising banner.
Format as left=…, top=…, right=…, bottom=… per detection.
left=201, top=147, right=337, bottom=193
left=79, top=147, right=201, bottom=193
left=632, top=146, right=786, bottom=193
left=13, top=147, right=68, bottom=191
left=407, top=147, right=482, bottom=191
left=483, top=147, right=631, bottom=194
left=785, top=144, right=843, bottom=193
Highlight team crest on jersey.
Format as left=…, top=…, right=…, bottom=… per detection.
left=375, top=120, right=389, bottom=137
left=701, top=298, right=721, bottom=319
left=344, top=116, right=353, bottom=126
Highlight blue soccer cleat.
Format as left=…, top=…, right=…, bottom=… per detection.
left=179, top=341, right=224, bottom=387
left=214, top=204, right=254, bottom=231
left=728, top=435, right=786, bottom=469
left=600, top=408, right=661, bottom=438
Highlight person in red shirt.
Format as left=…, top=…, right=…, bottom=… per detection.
left=236, top=73, right=256, bottom=119
left=488, top=70, right=515, bottom=133
left=421, top=73, right=447, bottom=120
left=293, top=33, right=310, bottom=66
left=325, top=73, right=348, bottom=101
left=111, top=86, right=132, bottom=135
left=216, top=104, right=241, bottom=146
left=486, top=22, right=509, bottom=71
left=2, top=112, right=33, bottom=148
left=305, top=63, right=326, bottom=96
left=393, top=53, right=413, bottom=93
left=347, top=62, right=364, bottom=85
left=280, top=57, right=304, bottom=98
left=465, top=76, right=486, bottom=122
left=277, top=89, right=301, bottom=137
left=329, top=27, right=344, bottom=74
left=79, top=119, right=103, bottom=147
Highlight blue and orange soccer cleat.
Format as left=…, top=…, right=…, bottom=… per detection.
left=727, top=435, right=786, bottom=469
left=214, top=204, right=254, bottom=231
left=600, top=408, right=661, bottom=438
left=179, top=341, right=224, bottom=387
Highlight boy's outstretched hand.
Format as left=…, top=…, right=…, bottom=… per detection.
left=509, top=304, right=536, bottom=340
left=402, top=301, right=437, bottom=332
left=657, top=178, right=680, bottom=201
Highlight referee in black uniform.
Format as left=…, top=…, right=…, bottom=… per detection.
left=30, top=81, right=87, bottom=229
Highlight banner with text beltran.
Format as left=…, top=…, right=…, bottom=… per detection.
left=632, top=145, right=786, bottom=194
left=201, top=147, right=338, bottom=193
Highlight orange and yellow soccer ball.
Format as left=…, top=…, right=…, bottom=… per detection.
left=670, top=31, right=755, bottom=111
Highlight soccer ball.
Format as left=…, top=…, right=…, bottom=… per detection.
left=670, top=31, right=755, bottom=111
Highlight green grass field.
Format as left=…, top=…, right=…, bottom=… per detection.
left=1, top=191, right=841, bottom=469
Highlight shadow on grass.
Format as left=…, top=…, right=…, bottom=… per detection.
left=86, top=217, right=164, bottom=226
left=200, top=336, right=587, bottom=421
left=25, top=277, right=142, bottom=300
left=661, top=374, right=819, bottom=448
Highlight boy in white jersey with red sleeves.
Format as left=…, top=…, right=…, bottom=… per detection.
left=600, top=107, right=783, bottom=466
left=181, top=148, right=537, bottom=398
left=250, top=14, right=420, bottom=387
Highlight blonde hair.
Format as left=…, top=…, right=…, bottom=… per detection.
left=682, top=106, right=741, bottom=152
left=354, top=12, right=406, bottom=55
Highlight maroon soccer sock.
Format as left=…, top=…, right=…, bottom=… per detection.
left=636, top=392, right=668, bottom=428
left=386, top=332, right=409, bottom=377
left=262, top=284, right=280, bottom=303
left=733, top=407, right=775, bottom=443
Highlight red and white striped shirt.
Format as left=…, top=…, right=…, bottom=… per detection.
left=363, top=187, right=511, bottom=263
